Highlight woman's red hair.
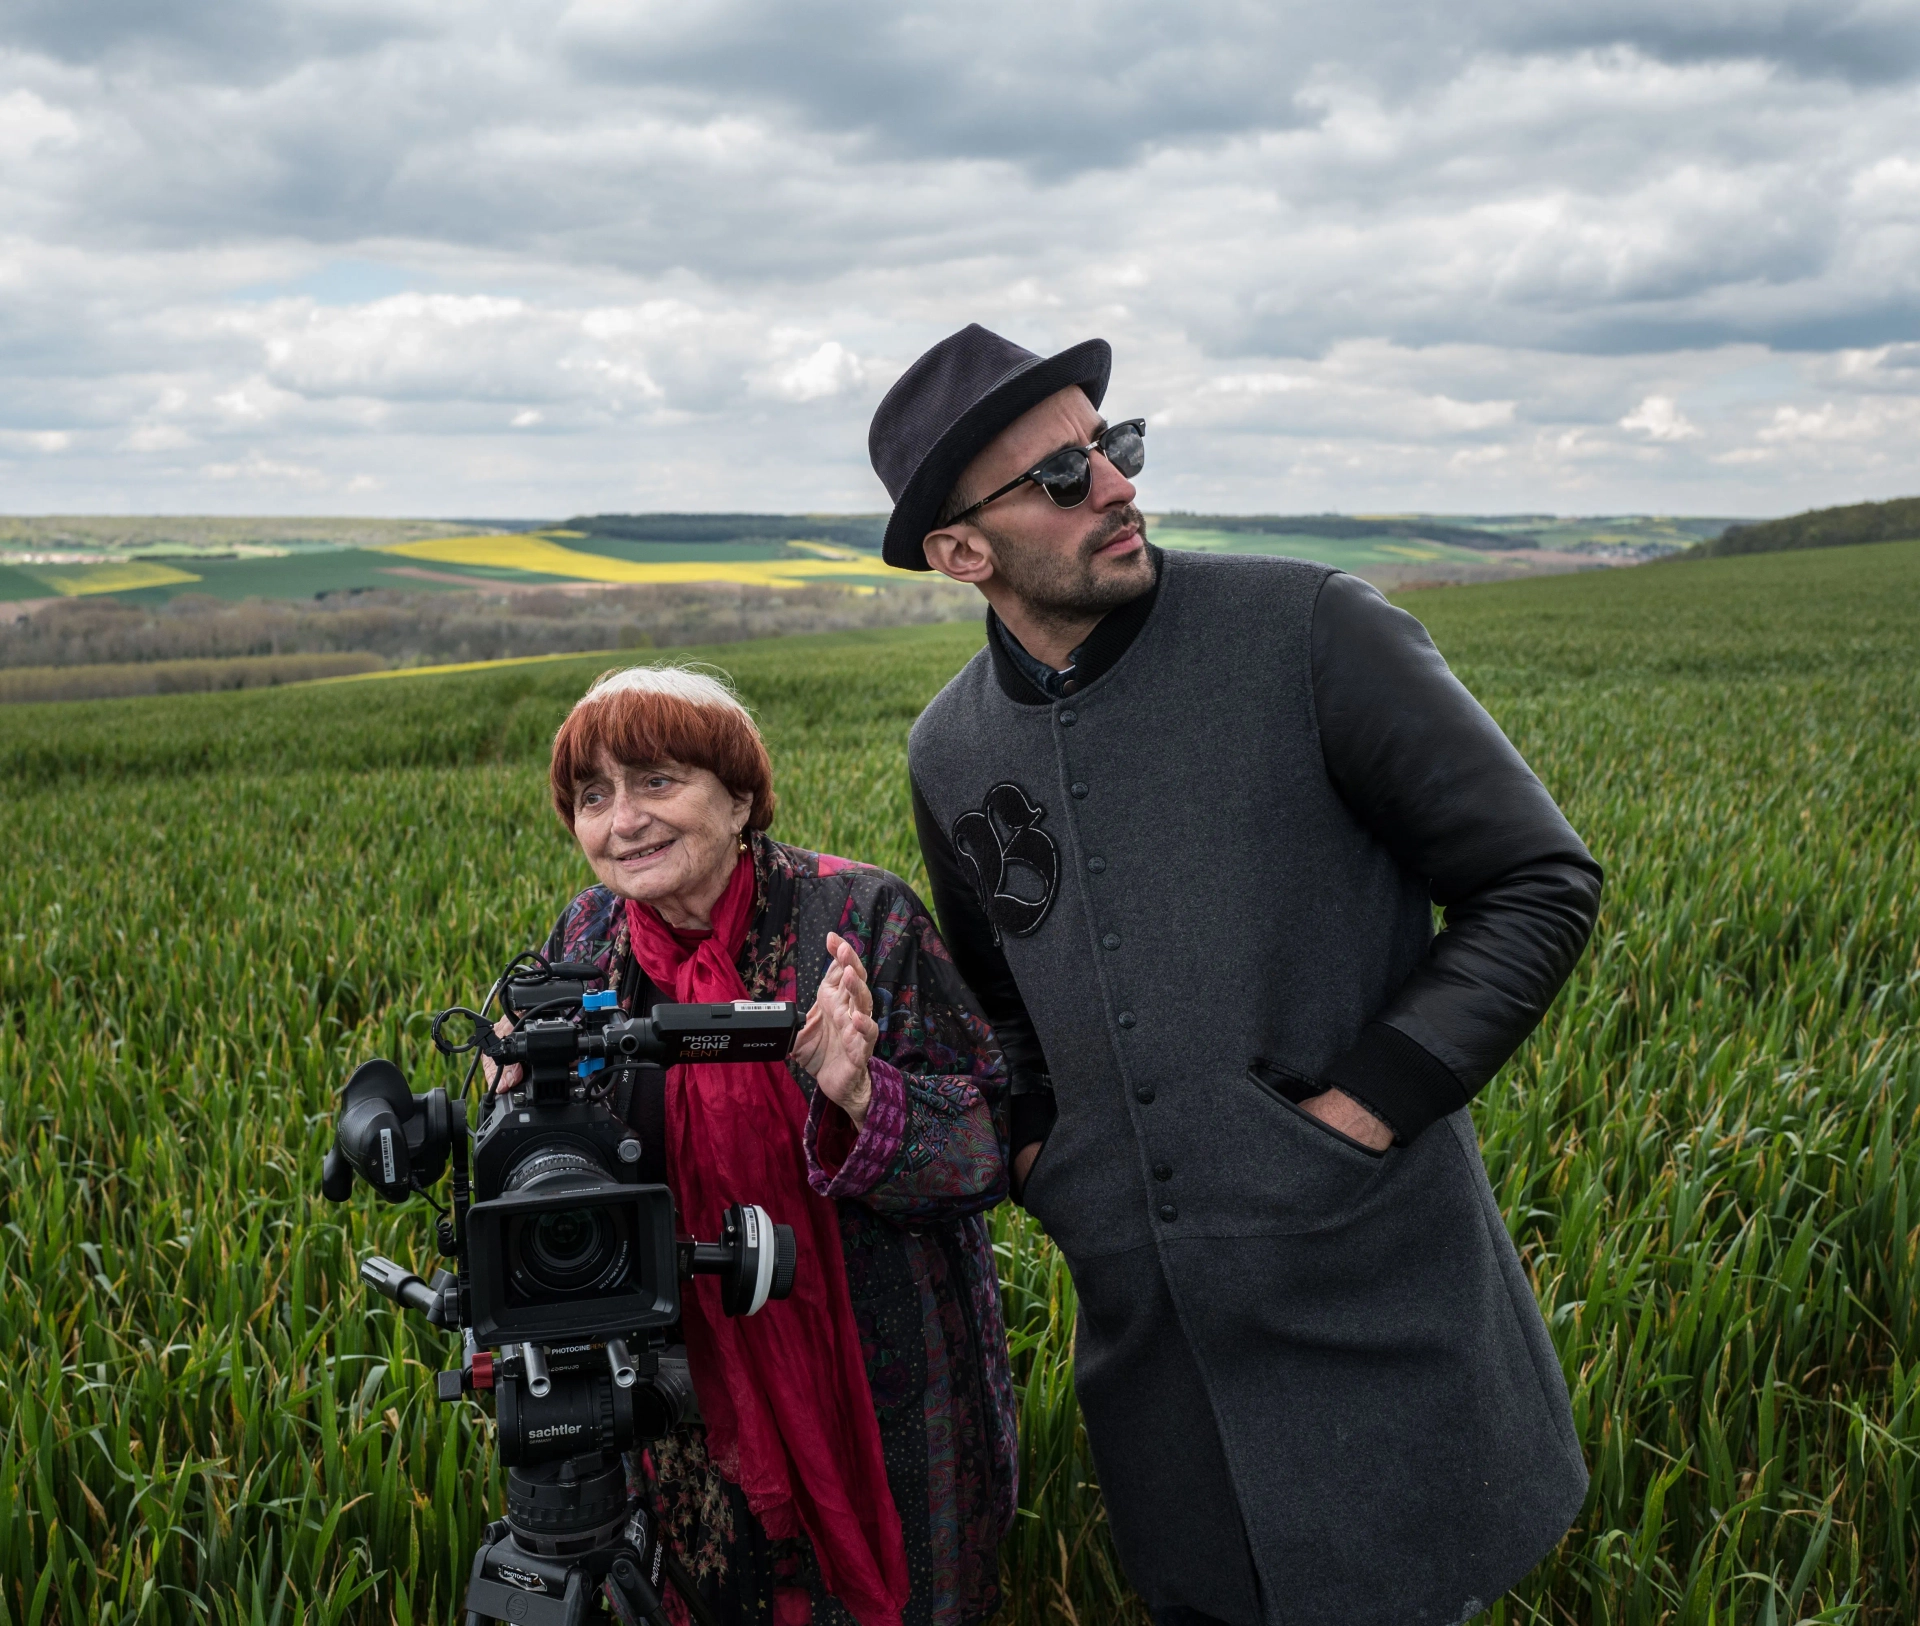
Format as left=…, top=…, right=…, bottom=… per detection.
left=549, top=667, right=776, bottom=831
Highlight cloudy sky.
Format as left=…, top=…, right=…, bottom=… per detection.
left=3, top=0, right=1917, bottom=520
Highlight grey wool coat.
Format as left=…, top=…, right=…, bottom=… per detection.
left=908, top=551, right=1599, bottom=1626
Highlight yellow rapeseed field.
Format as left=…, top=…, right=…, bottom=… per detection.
left=380, top=534, right=891, bottom=588
left=786, top=540, right=871, bottom=561
left=313, top=649, right=631, bottom=684
left=30, top=560, right=203, bottom=596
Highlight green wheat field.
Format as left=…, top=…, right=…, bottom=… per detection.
left=3, top=539, right=1918, bottom=1624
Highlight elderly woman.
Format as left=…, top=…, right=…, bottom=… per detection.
left=497, top=664, right=1014, bottom=1626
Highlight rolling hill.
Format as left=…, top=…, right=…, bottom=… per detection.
left=1693, top=494, right=1920, bottom=557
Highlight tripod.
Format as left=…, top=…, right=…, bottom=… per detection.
left=462, top=1449, right=716, bottom=1626
left=364, top=1258, right=720, bottom=1626
left=451, top=1336, right=725, bottom=1626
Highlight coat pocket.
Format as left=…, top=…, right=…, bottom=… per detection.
left=1246, top=1060, right=1389, bottom=1161
left=1016, top=1131, right=1056, bottom=1210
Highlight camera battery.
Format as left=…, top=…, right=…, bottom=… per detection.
left=645, top=1001, right=797, bottom=1065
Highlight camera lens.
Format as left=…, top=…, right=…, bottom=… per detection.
left=502, top=1145, right=633, bottom=1301
left=525, top=1205, right=613, bottom=1286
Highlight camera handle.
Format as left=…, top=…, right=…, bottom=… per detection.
left=361, top=1256, right=459, bottom=1327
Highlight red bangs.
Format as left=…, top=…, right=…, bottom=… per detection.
left=550, top=688, right=776, bottom=831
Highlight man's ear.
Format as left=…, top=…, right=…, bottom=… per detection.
left=921, top=523, right=996, bottom=585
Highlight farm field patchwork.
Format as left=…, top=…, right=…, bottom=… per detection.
left=1151, top=526, right=1502, bottom=571
left=0, top=512, right=1695, bottom=608
left=0, top=533, right=905, bottom=605
left=377, top=532, right=901, bottom=589
left=0, top=547, right=584, bottom=606
left=21, top=561, right=206, bottom=598
left=1386, top=514, right=1737, bottom=555
left=3, top=543, right=1918, bottom=1623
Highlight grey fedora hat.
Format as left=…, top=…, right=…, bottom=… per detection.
left=868, top=324, right=1111, bottom=571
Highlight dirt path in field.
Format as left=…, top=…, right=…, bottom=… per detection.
left=1358, top=549, right=1608, bottom=591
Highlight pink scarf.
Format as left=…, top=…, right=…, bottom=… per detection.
left=624, top=855, right=908, bottom=1626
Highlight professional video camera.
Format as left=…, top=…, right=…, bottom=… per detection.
left=321, top=951, right=800, bottom=1626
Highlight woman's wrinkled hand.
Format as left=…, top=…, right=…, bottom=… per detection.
left=482, top=1015, right=522, bottom=1095
left=791, top=930, right=879, bottom=1128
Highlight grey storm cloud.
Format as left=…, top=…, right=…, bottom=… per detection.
left=1503, top=0, right=1920, bottom=85
left=1, top=0, right=1917, bottom=515
left=4, top=0, right=442, bottom=76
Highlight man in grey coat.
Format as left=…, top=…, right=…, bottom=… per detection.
left=867, top=324, right=1600, bottom=1626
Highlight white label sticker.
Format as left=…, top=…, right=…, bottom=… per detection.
left=732, top=1001, right=787, bottom=1012
left=379, top=1126, right=397, bottom=1184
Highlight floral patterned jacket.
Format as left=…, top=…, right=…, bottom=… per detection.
left=541, top=831, right=1016, bottom=1626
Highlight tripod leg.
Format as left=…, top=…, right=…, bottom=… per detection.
left=464, top=1540, right=494, bottom=1626
left=464, top=1532, right=581, bottom=1626
left=606, top=1555, right=672, bottom=1626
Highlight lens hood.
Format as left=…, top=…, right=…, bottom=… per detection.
left=467, top=1179, right=680, bottom=1347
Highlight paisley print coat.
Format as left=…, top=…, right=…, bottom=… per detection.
left=541, top=831, right=1015, bottom=1626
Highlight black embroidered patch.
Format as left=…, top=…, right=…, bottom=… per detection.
left=952, top=782, right=1060, bottom=944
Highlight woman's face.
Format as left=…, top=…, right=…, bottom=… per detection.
left=571, top=750, right=753, bottom=921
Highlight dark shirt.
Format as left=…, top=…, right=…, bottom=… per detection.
left=996, top=625, right=1078, bottom=697
left=984, top=546, right=1166, bottom=702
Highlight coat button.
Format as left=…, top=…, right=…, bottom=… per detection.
left=1102, top=933, right=1121, bottom=951
left=1070, top=782, right=1088, bottom=799
left=1117, top=1011, right=1136, bottom=1029
left=1152, top=1163, right=1172, bottom=1181
left=1087, top=856, right=1107, bottom=873
left=1060, top=677, right=1079, bottom=695
left=1135, top=1085, right=1156, bottom=1104
left=1159, top=1202, right=1178, bottom=1222
left=1059, top=709, right=1077, bottom=727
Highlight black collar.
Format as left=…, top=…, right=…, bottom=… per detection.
left=985, top=545, right=1164, bottom=706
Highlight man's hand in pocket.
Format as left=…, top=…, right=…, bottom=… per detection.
left=1299, top=1087, right=1395, bottom=1151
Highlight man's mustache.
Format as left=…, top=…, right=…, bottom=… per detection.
left=1081, top=505, right=1147, bottom=561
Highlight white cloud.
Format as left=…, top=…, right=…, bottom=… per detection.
left=1620, top=395, right=1701, bottom=440
left=1205, top=374, right=1318, bottom=396
left=0, top=2, right=1916, bottom=516
left=123, top=423, right=196, bottom=452
left=1, top=429, right=72, bottom=454
left=1424, top=395, right=1517, bottom=432
left=0, top=89, right=77, bottom=157
left=202, top=452, right=326, bottom=487
left=758, top=340, right=866, bottom=403
left=213, top=383, right=278, bottom=421
left=1757, top=402, right=1883, bottom=442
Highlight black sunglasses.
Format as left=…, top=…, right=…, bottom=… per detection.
left=948, top=418, right=1146, bottom=525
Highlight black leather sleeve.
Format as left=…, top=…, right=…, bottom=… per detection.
left=911, top=772, right=1057, bottom=1158
left=1311, top=571, right=1603, bottom=1142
